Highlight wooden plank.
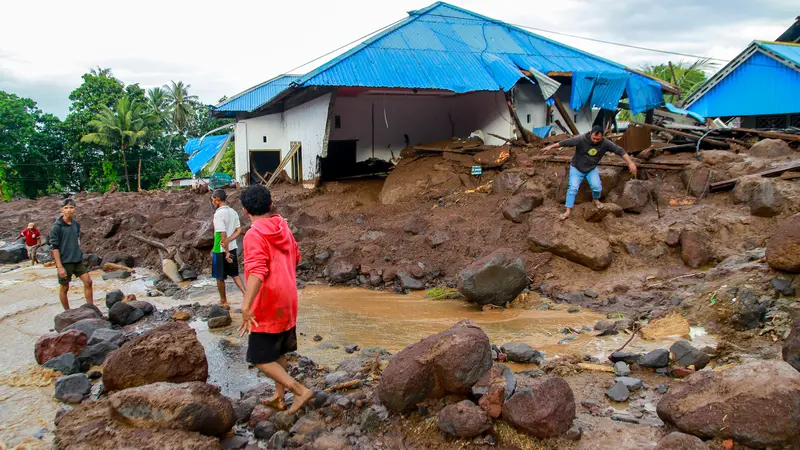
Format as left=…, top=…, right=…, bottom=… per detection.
left=553, top=120, right=570, bottom=134
left=267, top=142, right=301, bottom=188
left=527, top=155, right=686, bottom=171
left=505, top=92, right=529, bottom=144
left=552, top=97, right=579, bottom=135
left=630, top=121, right=730, bottom=148
left=731, top=128, right=800, bottom=143
left=547, top=72, right=572, bottom=77
left=709, top=162, right=800, bottom=192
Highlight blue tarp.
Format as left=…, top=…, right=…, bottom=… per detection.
left=184, top=134, right=233, bottom=174
left=626, top=74, right=666, bottom=115
left=664, top=102, right=705, bottom=123
left=532, top=125, right=553, bottom=138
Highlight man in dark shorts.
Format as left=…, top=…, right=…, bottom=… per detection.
left=543, top=125, right=638, bottom=220
left=238, top=185, right=312, bottom=414
left=211, top=189, right=245, bottom=308
left=50, top=199, right=93, bottom=310
left=18, top=222, right=41, bottom=266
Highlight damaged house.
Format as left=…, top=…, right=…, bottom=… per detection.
left=193, top=2, right=671, bottom=185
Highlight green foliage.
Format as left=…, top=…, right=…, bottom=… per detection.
left=164, top=80, right=199, bottom=133
left=159, top=168, right=193, bottom=188
left=218, top=143, right=236, bottom=177
left=426, top=287, right=463, bottom=300
left=640, top=59, right=717, bottom=106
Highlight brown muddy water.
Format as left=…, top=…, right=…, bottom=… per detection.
left=0, top=265, right=715, bottom=448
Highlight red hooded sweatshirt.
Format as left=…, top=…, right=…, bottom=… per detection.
left=243, top=214, right=301, bottom=334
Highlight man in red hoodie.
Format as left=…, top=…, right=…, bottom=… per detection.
left=238, top=185, right=313, bottom=414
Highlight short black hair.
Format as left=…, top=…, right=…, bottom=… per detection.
left=241, top=185, right=273, bottom=216
left=61, top=198, right=76, bottom=207
left=590, top=125, right=604, bottom=135
left=212, top=189, right=227, bottom=202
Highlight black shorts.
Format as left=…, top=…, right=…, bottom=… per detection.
left=246, top=327, right=298, bottom=365
left=211, top=249, right=239, bottom=280
left=58, top=262, right=88, bottom=285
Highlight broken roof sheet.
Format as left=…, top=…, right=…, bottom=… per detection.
left=184, top=134, right=233, bottom=174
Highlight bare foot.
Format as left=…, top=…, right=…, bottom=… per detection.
left=261, top=393, right=287, bottom=411
left=559, top=212, right=570, bottom=221
left=287, top=389, right=314, bottom=414
left=217, top=302, right=231, bottom=310
left=593, top=199, right=604, bottom=209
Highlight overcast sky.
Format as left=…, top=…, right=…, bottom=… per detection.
left=0, top=0, right=795, bottom=118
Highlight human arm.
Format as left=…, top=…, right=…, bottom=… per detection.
left=50, top=227, right=66, bottom=279
left=542, top=136, right=582, bottom=153
left=238, top=275, right=262, bottom=336
left=229, top=226, right=242, bottom=242
left=219, top=232, right=232, bottom=262
left=609, top=142, right=638, bottom=177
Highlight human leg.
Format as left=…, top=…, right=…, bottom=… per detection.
left=262, top=354, right=288, bottom=410
left=563, top=166, right=587, bottom=220
left=59, top=284, right=70, bottom=310
left=212, top=253, right=229, bottom=306
left=255, top=362, right=312, bottom=414
left=586, top=168, right=603, bottom=207
left=79, top=273, right=94, bottom=305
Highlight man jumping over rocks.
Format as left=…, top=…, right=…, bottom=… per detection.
left=211, top=189, right=245, bottom=309
left=50, top=199, right=93, bottom=310
left=238, top=185, right=313, bottom=414
left=543, top=125, right=637, bottom=220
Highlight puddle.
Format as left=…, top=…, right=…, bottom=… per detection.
left=0, top=265, right=716, bottom=446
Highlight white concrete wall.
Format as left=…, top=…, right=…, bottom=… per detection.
left=234, top=93, right=332, bottom=183
left=513, top=82, right=597, bottom=135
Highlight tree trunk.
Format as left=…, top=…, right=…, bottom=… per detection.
left=121, top=146, right=131, bottom=192
left=137, top=158, right=142, bottom=192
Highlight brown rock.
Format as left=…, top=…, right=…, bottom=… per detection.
left=35, top=330, right=88, bottom=365
left=492, top=171, right=524, bottom=195
left=502, top=191, right=544, bottom=223
left=54, top=399, right=221, bottom=450
left=478, top=383, right=505, bottom=419
left=426, top=230, right=451, bottom=248
left=379, top=157, right=462, bottom=205
left=54, top=304, right=102, bottom=332
left=403, top=215, right=429, bottom=235
left=152, top=218, right=184, bottom=239
left=784, top=318, right=800, bottom=372
left=328, top=258, right=359, bottom=283
left=103, top=322, right=208, bottom=392
left=109, top=382, right=235, bottom=436
left=377, top=320, right=492, bottom=413
left=680, top=230, right=710, bottom=268
left=681, top=165, right=712, bottom=198
left=616, top=180, right=655, bottom=214
left=656, top=432, right=709, bottom=450
left=665, top=228, right=681, bottom=247
left=748, top=138, right=794, bottom=158
left=457, top=249, right=528, bottom=307
left=474, top=146, right=511, bottom=168
left=657, top=360, right=800, bottom=448
left=528, top=216, right=613, bottom=271
left=766, top=213, right=800, bottom=273
left=502, top=376, right=576, bottom=438
left=172, top=311, right=191, bottom=321
left=437, top=400, right=493, bottom=438
left=248, top=404, right=280, bottom=428
left=583, top=202, right=623, bottom=223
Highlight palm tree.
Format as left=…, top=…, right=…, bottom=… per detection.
left=147, top=87, right=170, bottom=127
left=163, top=81, right=198, bottom=133
left=81, top=97, right=151, bottom=191
left=89, top=66, right=115, bottom=78
left=640, top=58, right=718, bottom=106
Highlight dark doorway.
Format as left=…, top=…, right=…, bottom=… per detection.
left=250, top=150, right=280, bottom=185
left=320, top=139, right=358, bottom=180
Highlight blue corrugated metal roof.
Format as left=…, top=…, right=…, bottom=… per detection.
left=219, top=2, right=664, bottom=115
left=184, top=134, right=233, bottom=174
left=213, top=75, right=299, bottom=115
left=758, top=41, right=800, bottom=65
left=686, top=42, right=800, bottom=117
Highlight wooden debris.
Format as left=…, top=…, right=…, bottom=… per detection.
left=527, top=155, right=687, bottom=171
left=103, top=262, right=132, bottom=272
left=630, top=121, right=730, bottom=148
left=553, top=97, right=579, bottom=135
left=639, top=313, right=690, bottom=340
left=577, top=363, right=615, bottom=373
left=709, top=161, right=800, bottom=192
left=325, top=379, right=361, bottom=392
left=731, top=127, right=800, bottom=142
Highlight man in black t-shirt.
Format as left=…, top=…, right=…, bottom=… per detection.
left=543, top=126, right=638, bottom=220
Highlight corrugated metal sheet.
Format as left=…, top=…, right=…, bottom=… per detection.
left=184, top=134, right=233, bottom=174
left=759, top=41, right=800, bottom=65
left=687, top=49, right=800, bottom=117
left=213, top=75, right=298, bottom=114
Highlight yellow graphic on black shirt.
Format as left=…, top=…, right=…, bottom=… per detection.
left=588, top=148, right=598, bottom=156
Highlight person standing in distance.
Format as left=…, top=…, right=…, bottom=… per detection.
left=211, top=189, right=245, bottom=309
left=50, top=199, right=93, bottom=310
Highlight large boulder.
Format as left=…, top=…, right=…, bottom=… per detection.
left=43, top=353, right=82, bottom=375
left=492, top=171, right=524, bottom=195
left=327, top=258, right=359, bottom=283
left=670, top=341, right=711, bottom=370
left=103, top=322, right=208, bottom=392
left=528, top=216, right=613, bottom=271
left=377, top=320, right=492, bottom=413
left=35, top=330, right=88, bottom=365
left=378, top=157, right=462, bottom=205
left=657, top=360, right=800, bottom=448
left=63, top=318, right=113, bottom=339
left=54, top=373, right=91, bottom=404
left=583, top=202, right=623, bottom=223
left=54, top=399, right=222, bottom=450
left=748, top=138, right=794, bottom=158
left=680, top=230, right=711, bottom=269
left=87, top=328, right=126, bottom=347
left=457, top=249, right=528, bottom=307
left=0, top=242, right=28, bottom=264
left=109, top=382, right=236, bottom=436
left=502, top=376, right=575, bottom=438
left=126, top=300, right=155, bottom=315
left=733, top=176, right=783, bottom=217
left=766, top=213, right=800, bottom=273
left=500, top=342, right=543, bottom=364
left=78, top=341, right=119, bottom=367
left=656, top=432, right=709, bottom=450
left=437, top=400, right=493, bottom=438
left=54, top=303, right=103, bottom=332
left=108, top=301, right=145, bottom=326
left=614, top=180, right=655, bottom=214
left=681, top=165, right=712, bottom=198
left=502, top=191, right=544, bottom=223
left=557, top=166, right=622, bottom=204
left=105, top=290, right=125, bottom=309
